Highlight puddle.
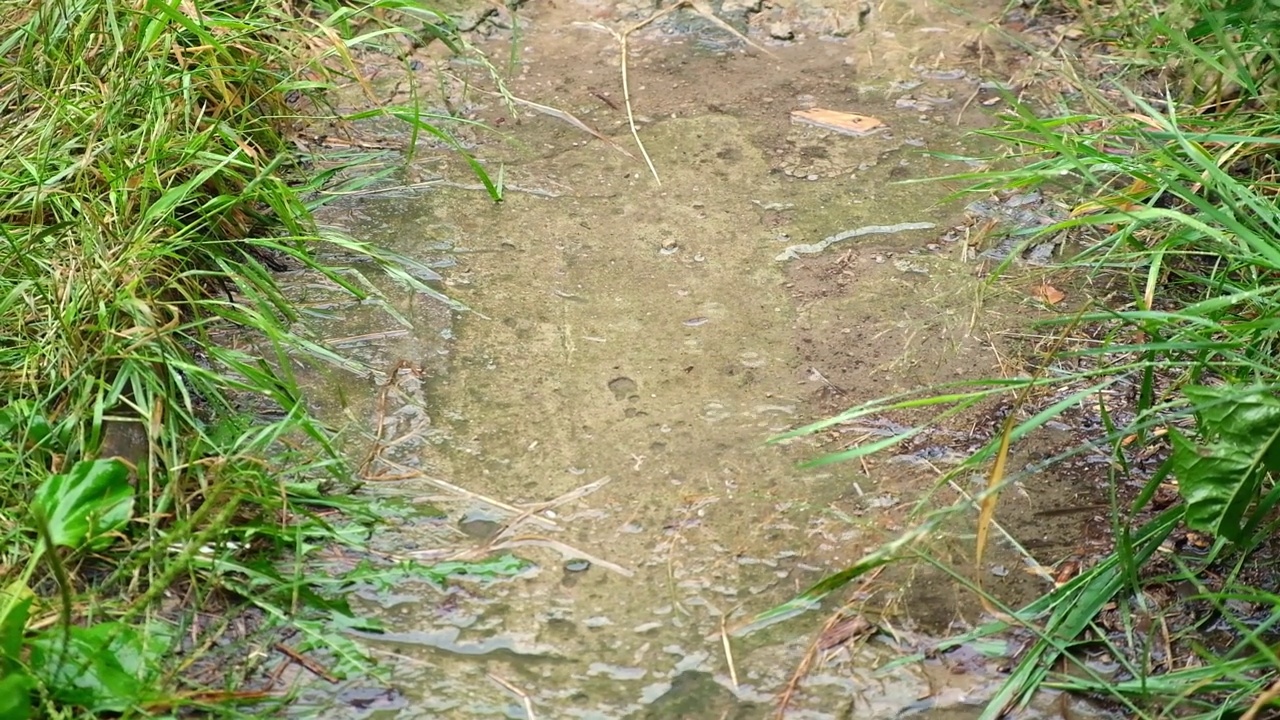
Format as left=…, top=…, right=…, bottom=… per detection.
left=282, top=0, right=1120, bottom=717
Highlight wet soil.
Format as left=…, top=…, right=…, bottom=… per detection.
left=281, top=1, right=1121, bottom=717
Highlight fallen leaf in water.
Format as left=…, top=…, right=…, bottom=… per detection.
left=790, top=108, right=885, bottom=136
left=1032, top=284, right=1066, bottom=305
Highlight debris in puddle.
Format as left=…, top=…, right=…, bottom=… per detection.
left=752, top=200, right=795, bottom=211
left=437, top=180, right=564, bottom=198
left=789, top=108, right=886, bottom=137
left=586, top=662, right=646, bottom=681
left=775, top=222, right=936, bottom=261
left=768, top=22, right=794, bottom=40
left=895, top=96, right=935, bottom=112
left=552, top=287, right=586, bottom=300
left=893, top=258, right=930, bottom=274
left=981, top=237, right=1061, bottom=266
left=964, top=190, right=1067, bottom=265
left=863, top=495, right=898, bottom=509
left=325, top=328, right=412, bottom=348
left=916, top=67, right=967, bottom=81
left=338, top=686, right=405, bottom=711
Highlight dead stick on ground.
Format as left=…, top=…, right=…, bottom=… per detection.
left=488, top=673, right=537, bottom=720
left=380, top=465, right=630, bottom=576
left=577, top=0, right=775, bottom=186
left=357, top=364, right=397, bottom=479
left=490, top=475, right=613, bottom=544
left=464, top=83, right=637, bottom=160
left=774, top=567, right=885, bottom=718
left=274, top=643, right=339, bottom=684
left=379, top=457, right=561, bottom=530
left=720, top=613, right=740, bottom=690
left=581, top=20, right=661, bottom=184
left=947, top=479, right=1055, bottom=584
left=482, top=535, right=635, bottom=577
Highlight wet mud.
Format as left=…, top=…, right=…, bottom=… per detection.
left=282, top=0, right=1121, bottom=717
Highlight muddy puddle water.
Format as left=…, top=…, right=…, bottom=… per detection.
left=288, top=1, right=1116, bottom=717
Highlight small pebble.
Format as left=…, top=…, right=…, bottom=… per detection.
left=768, top=22, right=795, bottom=40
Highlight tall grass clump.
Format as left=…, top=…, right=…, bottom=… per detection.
left=771, top=1, right=1280, bottom=718
left=0, top=0, right=486, bottom=716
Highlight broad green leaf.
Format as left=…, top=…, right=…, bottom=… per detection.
left=31, top=460, right=134, bottom=550
left=0, top=401, right=54, bottom=453
left=0, top=673, right=34, bottom=720
left=0, top=400, right=35, bottom=437
left=1170, top=386, right=1280, bottom=542
left=1185, top=385, right=1280, bottom=461
left=0, top=582, right=33, bottom=669
left=27, top=623, right=155, bottom=712
left=1170, top=426, right=1260, bottom=540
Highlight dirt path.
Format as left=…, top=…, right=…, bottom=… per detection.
left=292, top=1, right=1111, bottom=717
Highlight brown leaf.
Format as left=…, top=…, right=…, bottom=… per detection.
left=817, top=615, right=875, bottom=650
left=1032, top=284, right=1066, bottom=305
left=790, top=108, right=886, bottom=137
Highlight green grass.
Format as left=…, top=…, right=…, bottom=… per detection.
left=0, top=0, right=499, bottom=716
left=771, top=1, right=1280, bottom=717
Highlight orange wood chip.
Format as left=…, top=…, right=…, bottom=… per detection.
left=790, top=108, right=886, bottom=136
left=1032, top=284, right=1066, bottom=305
